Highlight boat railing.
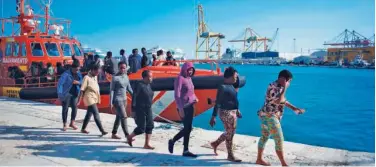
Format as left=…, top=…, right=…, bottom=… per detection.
left=0, top=65, right=90, bottom=88
left=0, top=74, right=58, bottom=88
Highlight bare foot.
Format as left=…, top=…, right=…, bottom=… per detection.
left=256, top=159, right=271, bottom=166
left=143, top=145, right=155, bottom=150
left=62, top=126, right=67, bottom=131
left=81, top=129, right=89, bottom=134
left=69, top=124, right=78, bottom=130
left=282, top=163, right=288, bottom=166
left=210, top=142, right=218, bottom=156
left=111, top=134, right=121, bottom=139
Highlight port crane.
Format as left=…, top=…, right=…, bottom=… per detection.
left=228, top=28, right=278, bottom=52
left=195, top=4, right=225, bottom=60
left=323, top=29, right=375, bottom=48
left=266, top=28, right=279, bottom=51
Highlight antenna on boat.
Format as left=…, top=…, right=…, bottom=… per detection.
left=1, top=0, right=3, bottom=18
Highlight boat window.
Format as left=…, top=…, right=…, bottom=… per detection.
left=21, top=42, right=27, bottom=57
left=45, top=42, right=60, bottom=57
left=5, top=42, right=12, bottom=57
left=31, top=42, right=44, bottom=57
left=60, top=43, right=73, bottom=56
left=13, top=42, right=19, bottom=57
left=73, top=44, right=82, bottom=56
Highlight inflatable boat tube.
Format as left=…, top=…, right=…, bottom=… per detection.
left=19, top=75, right=246, bottom=100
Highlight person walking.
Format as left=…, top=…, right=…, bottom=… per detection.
left=127, top=70, right=155, bottom=149
left=168, top=62, right=198, bottom=157
left=79, top=63, right=108, bottom=136
left=57, top=60, right=82, bottom=131
left=256, top=69, right=305, bottom=166
left=209, top=66, right=242, bottom=162
left=110, top=62, right=134, bottom=140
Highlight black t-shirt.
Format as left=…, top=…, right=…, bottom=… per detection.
left=39, top=68, right=48, bottom=76
left=163, top=56, right=176, bottom=66
left=133, top=81, right=154, bottom=108
left=57, top=67, right=65, bottom=75
left=141, top=55, right=148, bottom=68
left=14, top=70, right=25, bottom=79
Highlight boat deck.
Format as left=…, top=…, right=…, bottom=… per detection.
left=0, top=97, right=374, bottom=166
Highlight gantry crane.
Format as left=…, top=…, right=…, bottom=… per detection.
left=195, top=4, right=225, bottom=60
left=324, top=29, right=375, bottom=48
left=228, top=28, right=278, bottom=52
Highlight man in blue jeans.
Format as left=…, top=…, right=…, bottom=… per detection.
left=57, top=60, right=82, bottom=131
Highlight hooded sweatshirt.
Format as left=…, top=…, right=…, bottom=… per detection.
left=174, top=62, right=197, bottom=110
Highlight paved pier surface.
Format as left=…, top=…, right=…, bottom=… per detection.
left=0, top=97, right=374, bottom=166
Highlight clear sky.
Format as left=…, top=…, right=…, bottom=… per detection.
left=1, top=0, right=375, bottom=58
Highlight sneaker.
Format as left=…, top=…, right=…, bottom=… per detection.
left=168, top=139, right=174, bottom=154
left=183, top=151, right=198, bottom=158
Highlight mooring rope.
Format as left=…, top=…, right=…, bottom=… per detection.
left=151, top=112, right=183, bottom=128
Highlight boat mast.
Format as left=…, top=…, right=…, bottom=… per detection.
left=44, top=1, right=50, bottom=34
left=2, top=0, right=3, bottom=18
left=17, top=0, right=25, bottom=15
left=17, top=0, right=29, bottom=35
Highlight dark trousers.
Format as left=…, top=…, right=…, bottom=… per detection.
left=133, top=107, right=154, bottom=135
left=112, top=101, right=129, bottom=136
left=172, top=104, right=194, bottom=151
left=61, top=94, right=78, bottom=124
left=82, top=104, right=105, bottom=133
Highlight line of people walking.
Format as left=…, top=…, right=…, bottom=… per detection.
left=57, top=58, right=305, bottom=166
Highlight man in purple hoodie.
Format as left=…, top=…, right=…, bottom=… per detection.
left=168, top=62, right=198, bottom=157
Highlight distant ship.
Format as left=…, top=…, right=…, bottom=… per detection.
left=221, top=48, right=242, bottom=60
left=350, top=55, right=370, bottom=67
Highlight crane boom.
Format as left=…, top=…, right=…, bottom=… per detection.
left=268, top=28, right=279, bottom=51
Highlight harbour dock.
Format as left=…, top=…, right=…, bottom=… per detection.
left=0, top=97, right=374, bottom=166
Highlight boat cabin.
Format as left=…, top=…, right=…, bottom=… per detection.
left=0, top=35, right=83, bottom=72
left=0, top=0, right=84, bottom=87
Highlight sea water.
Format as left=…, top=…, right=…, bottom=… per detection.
left=193, top=64, right=375, bottom=153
